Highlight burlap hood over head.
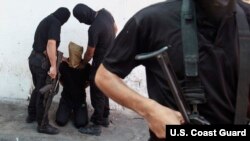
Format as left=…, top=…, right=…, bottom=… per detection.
left=68, top=41, right=83, bottom=68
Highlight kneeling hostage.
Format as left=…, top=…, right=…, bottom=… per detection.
left=55, top=42, right=91, bottom=128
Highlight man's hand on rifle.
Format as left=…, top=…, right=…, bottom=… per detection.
left=143, top=100, right=184, bottom=139
left=48, top=66, right=57, bottom=79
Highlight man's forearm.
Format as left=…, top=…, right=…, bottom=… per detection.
left=82, top=47, right=95, bottom=64
left=46, top=40, right=57, bottom=67
left=95, top=64, right=184, bottom=139
left=95, top=64, right=156, bottom=117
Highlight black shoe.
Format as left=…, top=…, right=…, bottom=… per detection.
left=90, top=118, right=110, bottom=128
left=78, top=124, right=101, bottom=136
left=37, top=124, right=59, bottom=135
left=26, top=116, right=36, bottom=123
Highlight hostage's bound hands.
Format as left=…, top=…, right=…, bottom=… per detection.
left=143, top=100, right=184, bottom=139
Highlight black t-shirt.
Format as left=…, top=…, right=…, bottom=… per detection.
left=32, top=14, right=61, bottom=53
left=88, top=9, right=116, bottom=68
left=103, top=0, right=250, bottom=138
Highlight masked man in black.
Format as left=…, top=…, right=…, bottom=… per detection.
left=95, top=0, right=250, bottom=140
left=73, top=3, right=117, bottom=136
left=26, top=7, right=70, bottom=135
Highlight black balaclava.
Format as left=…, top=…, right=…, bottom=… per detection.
left=73, top=3, right=97, bottom=25
left=195, top=0, right=236, bottom=24
left=52, top=7, right=70, bottom=25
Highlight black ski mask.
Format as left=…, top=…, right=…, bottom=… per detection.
left=195, top=0, right=236, bottom=24
left=52, top=7, right=70, bottom=26
left=73, top=3, right=97, bottom=25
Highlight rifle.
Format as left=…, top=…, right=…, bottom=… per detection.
left=39, top=51, right=63, bottom=126
left=135, top=46, right=210, bottom=125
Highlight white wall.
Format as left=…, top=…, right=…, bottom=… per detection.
left=0, top=0, right=163, bottom=108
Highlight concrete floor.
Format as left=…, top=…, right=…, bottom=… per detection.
left=0, top=99, right=149, bottom=141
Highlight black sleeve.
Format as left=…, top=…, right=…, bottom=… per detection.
left=102, top=17, right=142, bottom=78
left=88, top=26, right=98, bottom=47
left=48, top=21, right=61, bottom=41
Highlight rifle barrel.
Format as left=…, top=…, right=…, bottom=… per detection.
left=157, top=54, right=191, bottom=123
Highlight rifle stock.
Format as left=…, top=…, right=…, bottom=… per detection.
left=39, top=84, right=53, bottom=94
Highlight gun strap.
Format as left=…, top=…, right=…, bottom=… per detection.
left=181, top=0, right=198, bottom=77
left=181, top=0, right=206, bottom=105
left=234, top=4, right=250, bottom=124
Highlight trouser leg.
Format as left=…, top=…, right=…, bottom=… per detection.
left=55, top=96, right=72, bottom=126
left=28, top=65, right=38, bottom=119
left=89, top=66, right=110, bottom=125
left=103, top=96, right=110, bottom=118
left=73, top=102, right=88, bottom=128
left=28, top=91, right=37, bottom=119
left=28, top=64, right=48, bottom=125
left=90, top=81, right=110, bottom=125
left=34, top=70, right=48, bottom=126
left=72, top=85, right=88, bottom=128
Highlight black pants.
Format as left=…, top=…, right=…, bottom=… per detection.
left=55, top=96, right=88, bottom=128
left=89, top=68, right=110, bottom=125
left=28, top=63, right=49, bottom=126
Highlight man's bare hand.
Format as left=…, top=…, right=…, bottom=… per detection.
left=144, top=100, right=184, bottom=139
left=48, top=66, right=57, bottom=79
